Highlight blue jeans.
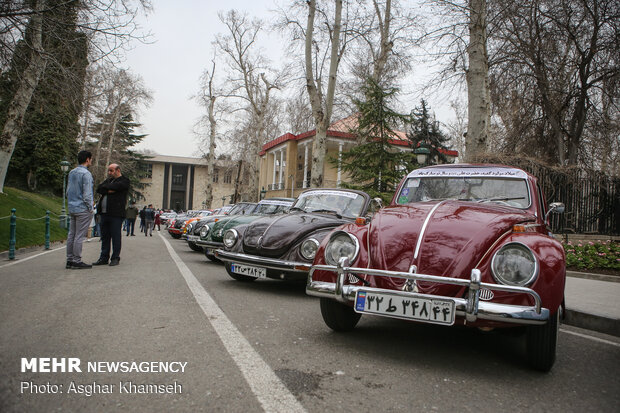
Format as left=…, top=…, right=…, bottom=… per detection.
left=99, top=215, right=124, bottom=261
left=126, top=218, right=136, bottom=235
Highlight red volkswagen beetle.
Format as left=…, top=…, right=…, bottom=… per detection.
left=307, top=164, right=566, bottom=371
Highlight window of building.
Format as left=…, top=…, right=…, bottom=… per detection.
left=213, top=168, right=219, bottom=183
left=172, top=173, right=184, bottom=185
left=142, top=163, right=153, bottom=179
left=224, top=170, right=232, bottom=184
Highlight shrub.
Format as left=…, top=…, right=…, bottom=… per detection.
left=562, top=240, right=620, bottom=271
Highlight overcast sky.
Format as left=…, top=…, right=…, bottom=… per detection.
left=125, top=0, right=457, bottom=158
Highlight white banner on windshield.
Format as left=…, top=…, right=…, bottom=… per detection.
left=407, top=166, right=528, bottom=179
left=299, top=190, right=360, bottom=199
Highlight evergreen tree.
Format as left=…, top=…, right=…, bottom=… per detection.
left=1, top=0, right=87, bottom=193
left=335, top=77, right=414, bottom=202
left=408, top=99, right=451, bottom=165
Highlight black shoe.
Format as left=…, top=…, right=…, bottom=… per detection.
left=109, top=258, right=120, bottom=266
left=131, top=234, right=135, bottom=236
left=93, top=259, right=109, bottom=266
left=72, top=262, right=92, bottom=269
left=66, top=261, right=73, bottom=269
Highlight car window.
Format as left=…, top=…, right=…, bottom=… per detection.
left=254, top=200, right=293, bottom=215
left=292, top=190, right=366, bottom=218
left=396, top=177, right=531, bottom=209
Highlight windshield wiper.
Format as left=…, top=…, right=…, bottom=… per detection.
left=311, top=209, right=342, bottom=218
left=289, top=206, right=304, bottom=212
left=477, top=197, right=525, bottom=202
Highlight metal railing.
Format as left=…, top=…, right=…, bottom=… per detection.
left=2, top=209, right=53, bottom=259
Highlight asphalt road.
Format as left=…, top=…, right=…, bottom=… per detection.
left=0, top=232, right=618, bottom=413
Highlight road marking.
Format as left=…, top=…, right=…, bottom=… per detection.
left=560, top=328, right=620, bottom=348
left=0, top=246, right=65, bottom=269
left=159, top=233, right=306, bottom=413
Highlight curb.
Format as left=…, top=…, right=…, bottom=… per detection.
left=563, top=309, right=620, bottom=337
left=566, top=271, right=620, bottom=283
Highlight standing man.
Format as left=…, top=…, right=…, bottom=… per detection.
left=93, top=164, right=130, bottom=266
left=125, top=202, right=138, bottom=236
left=66, top=150, right=94, bottom=269
left=144, top=204, right=155, bottom=236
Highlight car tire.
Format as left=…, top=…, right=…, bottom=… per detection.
left=224, top=262, right=257, bottom=282
left=170, top=233, right=181, bottom=239
left=526, top=310, right=559, bottom=372
left=188, top=241, right=203, bottom=252
left=320, top=298, right=361, bottom=332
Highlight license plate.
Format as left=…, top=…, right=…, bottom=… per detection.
left=187, top=235, right=199, bottom=242
left=230, top=263, right=266, bottom=279
left=354, top=291, right=455, bottom=325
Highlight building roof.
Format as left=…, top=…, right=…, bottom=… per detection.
left=145, top=155, right=237, bottom=168
left=259, top=114, right=458, bottom=157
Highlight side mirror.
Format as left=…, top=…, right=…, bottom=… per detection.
left=545, top=202, right=565, bottom=221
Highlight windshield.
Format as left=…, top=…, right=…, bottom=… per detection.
left=228, top=203, right=256, bottom=215
left=292, top=190, right=366, bottom=218
left=253, top=200, right=293, bottom=215
left=396, top=177, right=530, bottom=209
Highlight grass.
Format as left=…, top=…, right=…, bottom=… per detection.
left=0, top=187, right=68, bottom=251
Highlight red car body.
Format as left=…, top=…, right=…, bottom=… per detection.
left=307, top=164, right=566, bottom=371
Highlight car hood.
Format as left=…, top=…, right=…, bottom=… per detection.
left=243, top=212, right=347, bottom=257
left=368, top=201, right=536, bottom=292
left=211, top=215, right=263, bottom=242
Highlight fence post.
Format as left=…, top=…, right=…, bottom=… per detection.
left=45, top=211, right=50, bottom=250
left=9, top=208, right=16, bottom=260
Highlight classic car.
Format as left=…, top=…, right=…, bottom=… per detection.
left=159, top=212, right=177, bottom=226
left=306, top=164, right=566, bottom=372
left=199, top=197, right=294, bottom=260
left=185, top=202, right=257, bottom=251
left=215, top=188, right=375, bottom=282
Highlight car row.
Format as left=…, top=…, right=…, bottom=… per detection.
left=167, top=164, right=567, bottom=372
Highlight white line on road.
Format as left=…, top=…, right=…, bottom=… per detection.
left=159, top=233, right=306, bottom=413
left=560, top=328, right=620, bottom=348
left=0, top=245, right=65, bottom=269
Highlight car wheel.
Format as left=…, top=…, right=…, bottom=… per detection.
left=188, top=241, right=203, bottom=252
left=224, top=262, right=257, bottom=282
left=170, top=233, right=181, bottom=239
left=526, top=310, right=559, bottom=372
left=320, top=298, right=361, bottom=332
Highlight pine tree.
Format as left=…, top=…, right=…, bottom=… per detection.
left=408, top=99, right=451, bottom=165
left=335, top=77, right=414, bottom=202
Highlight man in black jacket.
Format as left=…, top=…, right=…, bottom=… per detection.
left=93, top=164, right=130, bottom=266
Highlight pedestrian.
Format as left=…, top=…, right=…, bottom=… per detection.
left=144, top=204, right=155, bottom=236
left=125, top=202, right=138, bottom=236
left=153, top=209, right=161, bottom=231
left=93, top=164, right=130, bottom=266
left=65, top=150, right=94, bottom=269
left=139, top=206, right=146, bottom=233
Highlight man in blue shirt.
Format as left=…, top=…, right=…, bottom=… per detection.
left=66, top=150, right=94, bottom=269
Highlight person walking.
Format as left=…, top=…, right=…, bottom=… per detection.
left=153, top=209, right=161, bottom=231
left=139, top=206, right=146, bottom=233
left=125, top=203, right=138, bottom=236
left=65, top=150, right=94, bottom=269
left=144, top=204, right=155, bottom=236
left=93, top=164, right=130, bottom=266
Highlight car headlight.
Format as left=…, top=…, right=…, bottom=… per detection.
left=300, top=238, right=319, bottom=261
left=223, top=229, right=238, bottom=248
left=200, top=226, right=210, bottom=238
left=324, top=231, right=359, bottom=266
left=491, top=242, right=538, bottom=286
left=187, top=223, right=194, bottom=233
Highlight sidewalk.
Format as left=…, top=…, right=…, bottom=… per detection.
left=564, top=271, right=620, bottom=337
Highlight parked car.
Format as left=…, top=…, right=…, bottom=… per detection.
left=306, top=164, right=566, bottom=371
left=198, top=197, right=294, bottom=260
left=159, top=211, right=177, bottom=226
left=186, top=202, right=257, bottom=251
left=215, top=188, right=375, bottom=282
left=180, top=210, right=215, bottom=240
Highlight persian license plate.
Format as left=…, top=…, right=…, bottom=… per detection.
left=354, top=291, right=455, bottom=325
left=230, top=263, right=266, bottom=279
left=187, top=235, right=199, bottom=242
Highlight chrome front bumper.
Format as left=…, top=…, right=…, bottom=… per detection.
left=215, top=250, right=311, bottom=273
left=307, top=258, right=550, bottom=325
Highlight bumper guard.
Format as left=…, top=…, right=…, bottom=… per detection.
left=216, top=250, right=311, bottom=273
left=307, top=258, right=549, bottom=325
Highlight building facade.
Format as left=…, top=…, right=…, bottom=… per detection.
left=258, top=116, right=458, bottom=199
left=139, top=155, right=241, bottom=210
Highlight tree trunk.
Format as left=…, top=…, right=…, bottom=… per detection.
left=372, top=0, right=392, bottom=83
left=204, top=96, right=217, bottom=209
left=465, top=0, right=489, bottom=162
left=0, top=0, right=47, bottom=193
left=306, top=0, right=343, bottom=188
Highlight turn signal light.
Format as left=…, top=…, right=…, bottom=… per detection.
left=512, top=224, right=539, bottom=233
left=355, top=217, right=367, bottom=226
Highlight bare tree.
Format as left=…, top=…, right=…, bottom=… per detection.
left=216, top=10, right=285, bottom=200
left=0, top=0, right=151, bottom=192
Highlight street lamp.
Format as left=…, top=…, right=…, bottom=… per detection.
left=414, top=146, right=430, bottom=165
left=260, top=187, right=267, bottom=200
left=60, top=160, right=70, bottom=229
